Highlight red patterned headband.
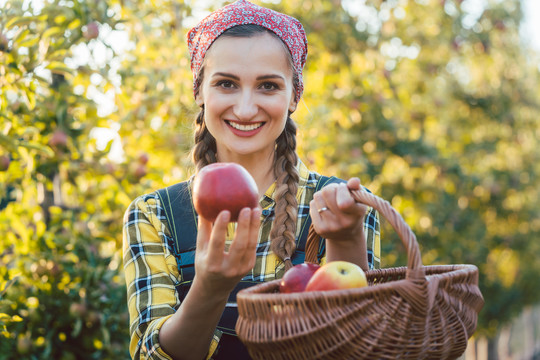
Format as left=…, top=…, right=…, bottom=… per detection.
left=187, top=0, right=308, bottom=101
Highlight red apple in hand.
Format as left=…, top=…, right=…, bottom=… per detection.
left=192, top=162, right=258, bottom=222
left=280, top=263, right=321, bottom=293
left=305, top=261, right=367, bottom=292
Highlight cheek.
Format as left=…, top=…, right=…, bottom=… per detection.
left=204, top=93, right=230, bottom=114
left=264, top=96, right=292, bottom=117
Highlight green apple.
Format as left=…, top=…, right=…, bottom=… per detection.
left=305, top=260, right=367, bottom=291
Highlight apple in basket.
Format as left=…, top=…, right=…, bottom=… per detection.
left=305, top=261, right=368, bottom=291
left=192, top=163, right=259, bottom=222
left=280, top=263, right=321, bottom=293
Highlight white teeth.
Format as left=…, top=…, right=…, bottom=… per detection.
left=228, top=121, right=263, bottom=131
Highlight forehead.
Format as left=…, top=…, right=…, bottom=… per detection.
left=204, top=32, right=293, bottom=76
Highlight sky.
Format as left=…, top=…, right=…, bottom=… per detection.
left=520, top=0, right=540, bottom=52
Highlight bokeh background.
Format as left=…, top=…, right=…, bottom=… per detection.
left=1, top=0, right=539, bottom=358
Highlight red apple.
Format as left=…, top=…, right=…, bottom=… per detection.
left=192, top=162, right=258, bottom=222
left=137, top=153, right=149, bottom=165
left=133, top=164, right=147, bottom=179
left=305, top=261, right=367, bottom=292
left=280, top=263, right=320, bottom=293
left=69, top=302, right=88, bottom=318
left=49, top=130, right=68, bottom=148
left=83, top=22, right=99, bottom=40
left=0, top=155, right=10, bottom=171
left=0, top=32, right=8, bottom=52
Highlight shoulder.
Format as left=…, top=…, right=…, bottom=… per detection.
left=297, top=159, right=350, bottom=189
left=128, top=180, right=192, bottom=212
left=297, top=160, right=327, bottom=189
left=123, top=192, right=164, bottom=231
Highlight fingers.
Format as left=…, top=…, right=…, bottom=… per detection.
left=205, top=210, right=230, bottom=261
left=196, top=214, right=213, bottom=252
left=335, top=183, right=356, bottom=211
left=317, top=183, right=356, bottom=214
left=311, top=180, right=367, bottom=230
left=229, top=207, right=261, bottom=267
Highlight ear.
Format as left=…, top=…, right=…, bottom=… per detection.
left=195, top=91, right=204, bottom=107
left=288, top=96, right=298, bottom=113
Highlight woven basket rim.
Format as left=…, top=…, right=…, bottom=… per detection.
left=237, top=263, right=479, bottom=301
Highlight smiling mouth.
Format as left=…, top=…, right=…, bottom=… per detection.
left=226, top=121, right=264, bottom=131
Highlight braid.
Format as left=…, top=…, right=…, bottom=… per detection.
left=191, top=108, right=217, bottom=171
left=270, top=117, right=299, bottom=271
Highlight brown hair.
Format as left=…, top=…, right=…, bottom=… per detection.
left=191, top=24, right=300, bottom=270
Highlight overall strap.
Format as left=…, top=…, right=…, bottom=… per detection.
left=293, top=175, right=346, bottom=264
left=155, top=181, right=197, bottom=286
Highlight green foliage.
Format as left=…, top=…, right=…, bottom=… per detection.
left=0, top=0, right=539, bottom=356
left=0, top=0, right=132, bottom=357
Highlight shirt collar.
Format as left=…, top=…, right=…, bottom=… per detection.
left=260, top=159, right=311, bottom=209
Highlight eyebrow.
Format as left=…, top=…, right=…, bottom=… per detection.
left=212, top=72, right=285, bottom=81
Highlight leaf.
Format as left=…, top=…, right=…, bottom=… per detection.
left=18, top=141, right=55, bottom=157
left=0, top=276, right=19, bottom=298
left=18, top=36, right=41, bottom=48
left=54, top=14, right=67, bottom=25
left=13, top=29, right=30, bottom=43
left=0, top=134, right=19, bottom=153
left=67, top=18, right=82, bottom=30
left=42, top=26, right=64, bottom=40
left=6, top=15, right=48, bottom=29
left=5, top=16, right=28, bottom=29
left=46, top=61, right=74, bottom=75
left=23, top=87, right=36, bottom=110
left=71, top=318, right=82, bottom=337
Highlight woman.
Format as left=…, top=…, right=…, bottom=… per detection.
left=123, top=1, right=380, bottom=359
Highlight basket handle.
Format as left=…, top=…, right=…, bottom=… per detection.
left=305, top=187, right=424, bottom=280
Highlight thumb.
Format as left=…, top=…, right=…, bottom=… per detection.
left=347, top=177, right=361, bottom=191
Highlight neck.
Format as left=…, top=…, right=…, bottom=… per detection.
left=216, top=149, right=276, bottom=199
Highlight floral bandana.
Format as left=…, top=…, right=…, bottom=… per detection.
left=187, top=0, right=308, bottom=101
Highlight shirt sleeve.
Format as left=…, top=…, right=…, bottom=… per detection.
left=365, top=207, right=381, bottom=270
left=123, top=194, right=179, bottom=359
left=123, top=193, right=226, bottom=360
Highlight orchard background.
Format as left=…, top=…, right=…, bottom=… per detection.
left=1, top=0, right=539, bottom=358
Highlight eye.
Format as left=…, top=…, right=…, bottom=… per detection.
left=260, top=82, right=279, bottom=91
left=215, top=80, right=235, bottom=89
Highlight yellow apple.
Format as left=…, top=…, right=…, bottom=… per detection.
left=304, top=261, right=367, bottom=291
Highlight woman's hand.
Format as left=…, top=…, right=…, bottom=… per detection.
left=310, top=178, right=368, bottom=268
left=159, top=207, right=261, bottom=359
left=194, top=207, right=262, bottom=298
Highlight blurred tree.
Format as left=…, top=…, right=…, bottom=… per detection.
left=278, top=0, right=540, bottom=340
left=0, top=0, right=132, bottom=357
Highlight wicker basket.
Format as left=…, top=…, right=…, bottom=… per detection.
left=236, top=188, right=484, bottom=360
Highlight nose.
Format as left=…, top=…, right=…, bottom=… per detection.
left=233, top=89, right=258, bottom=120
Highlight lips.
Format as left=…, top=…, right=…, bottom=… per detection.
left=226, top=120, right=264, bottom=131
left=225, top=120, right=266, bottom=137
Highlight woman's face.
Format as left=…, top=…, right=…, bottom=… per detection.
left=196, top=32, right=297, bottom=161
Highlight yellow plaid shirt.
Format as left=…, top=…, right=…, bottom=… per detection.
left=123, top=161, right=381, bottom=359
